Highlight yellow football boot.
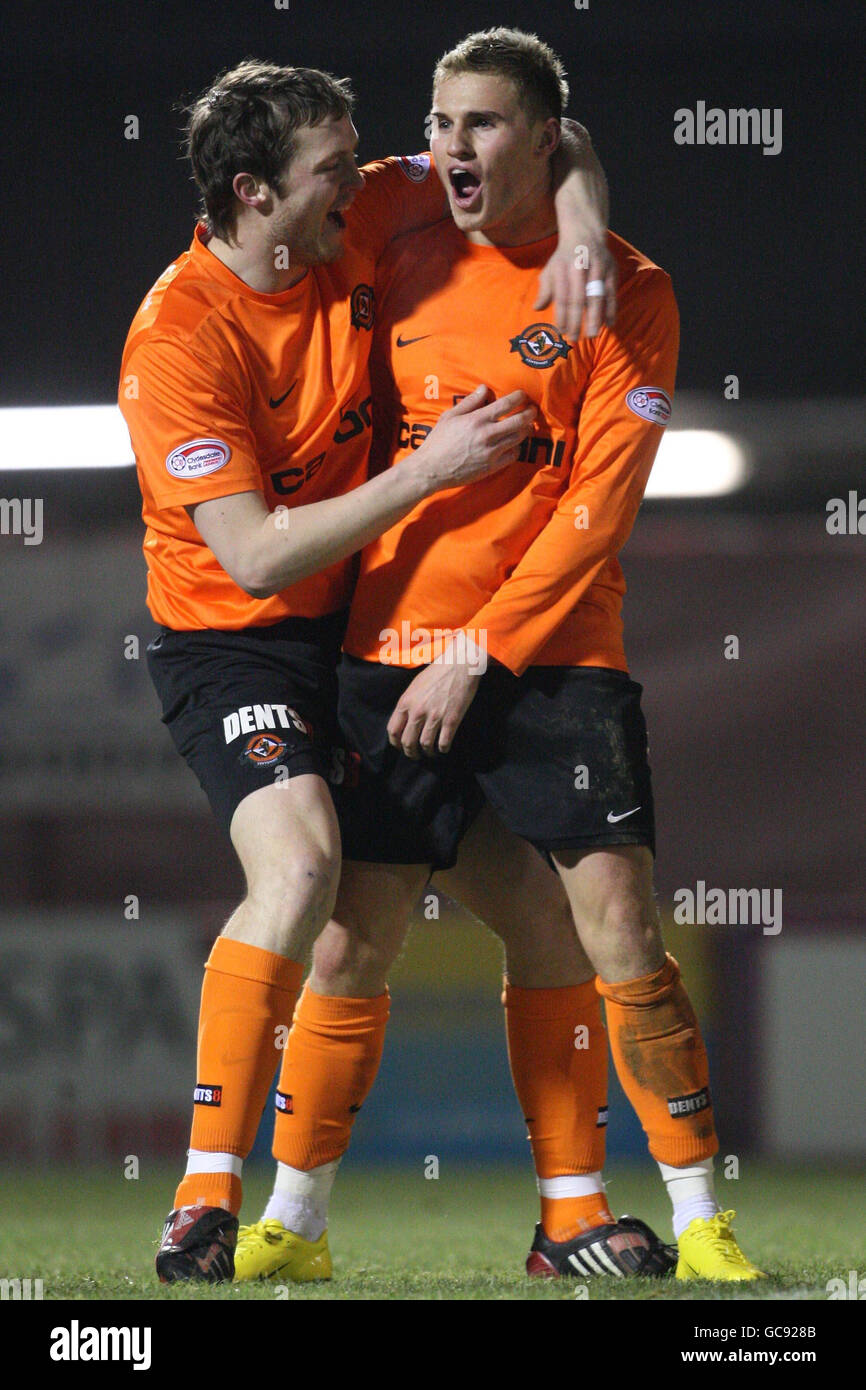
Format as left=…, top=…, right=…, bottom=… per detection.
left=233, top=1219, right=332, bottom=1283
left=676, top=1209, right=765, bottom=1281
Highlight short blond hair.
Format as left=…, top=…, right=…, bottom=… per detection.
left=433, top=27, right=569, bottom=124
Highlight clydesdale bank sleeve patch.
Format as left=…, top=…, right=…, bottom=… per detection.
left=397, top=153, right=431, bottom=183
left=165, top=438, right=232, bottom=478
left=625, top=388, right=672, bottom=426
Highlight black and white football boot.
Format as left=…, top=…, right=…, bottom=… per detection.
left=527, top=1215, right=677, bottom=1279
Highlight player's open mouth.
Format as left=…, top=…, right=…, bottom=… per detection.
left=449, top=168, right=482, bottom=210
left=327, top=210, right=346, bottom=229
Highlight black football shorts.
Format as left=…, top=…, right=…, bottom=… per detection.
left=146, top=610, right=353, bottom=838
left=333, top=655, right=656, bottom=870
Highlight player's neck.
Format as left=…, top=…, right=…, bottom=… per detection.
left=205, top=231, right=308, bottom=295
left=465, top=194, right=556, bottom=249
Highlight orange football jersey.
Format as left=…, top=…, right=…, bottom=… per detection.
left=119, top=155, right=442, bottom=631
left=344, top=222, right=679, bottom=675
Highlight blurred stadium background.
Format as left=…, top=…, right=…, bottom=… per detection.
left=2, top=0, right=864, bottom=1196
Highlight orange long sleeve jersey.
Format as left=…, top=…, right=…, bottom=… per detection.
left=119, top=155, right=442, bottom=631
left=344, top=221, right=679, bottom=676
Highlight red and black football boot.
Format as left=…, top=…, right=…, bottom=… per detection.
left=155, top=1205, right=238, bottom=1284
left=527, top=1214, right=677, bottom=1279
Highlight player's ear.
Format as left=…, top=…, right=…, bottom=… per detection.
left=232, top=171, right=269, bottom=210
left=538, top=118, right=561, bottom=158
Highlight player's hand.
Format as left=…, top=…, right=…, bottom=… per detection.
left=411, top=385, right=536, bottom=494
left=387, top=643, right=484, bottom=759
left=535, top=231, right=617, bottom=342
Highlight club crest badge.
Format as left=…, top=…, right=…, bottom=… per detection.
left=350, top=283, right=375, bottom=331
left=242, top=734, right=287, bottom=765
left=509, top=322, right=571, bottom=370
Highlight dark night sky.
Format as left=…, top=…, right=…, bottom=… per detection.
left=4, top=0, right=863, bottom=405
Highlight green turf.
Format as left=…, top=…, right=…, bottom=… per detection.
left=4, top=1162, right=861, bottom=1301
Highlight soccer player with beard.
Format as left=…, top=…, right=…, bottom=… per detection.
left=236, top=30, right=765, bottom=1285
left=118, top=57, right=612, bottom=1283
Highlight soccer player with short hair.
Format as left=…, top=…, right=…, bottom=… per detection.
left=235, top=29, right=764, bottom=1285
left=118, top=56, right=611, bottom=1283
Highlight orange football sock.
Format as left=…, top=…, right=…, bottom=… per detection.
left=596, top=953, right=718, bottom=1167
left=272, top=985, right=389, bottom=1170
left=174, top=1166, right=244, bottom=1218
left=540, top=1190, right=614, bottom=1243
left=503, top=980, right=612, bottom=1242
left=174, top=937, right=303, bottom=1214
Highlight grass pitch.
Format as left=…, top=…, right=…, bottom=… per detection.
left=5, top=1161, right=860, bottom=1301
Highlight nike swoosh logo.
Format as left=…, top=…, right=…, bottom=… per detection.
left=606, top=806, right=641, bottom=823
left=269, top=380, right=298, bottom=409
left=396, top=334, right=431, bottom=347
